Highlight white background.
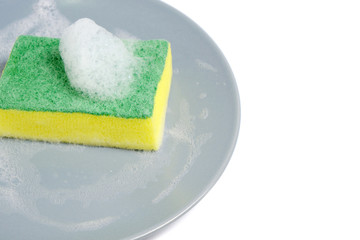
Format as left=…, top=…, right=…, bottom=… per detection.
left=153, top=1, right=360, bottom=239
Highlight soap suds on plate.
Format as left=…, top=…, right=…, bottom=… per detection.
left=195, top=59, right=218, bottom=72
left=199, top=92, right=207, bottom=99
left=153, top=100, right=213, bottom=203
left=199, top=108, right=209, bottom=120
left=0, top=140, right=122, bottom=232
left=173, top=67, right=180, bottom=75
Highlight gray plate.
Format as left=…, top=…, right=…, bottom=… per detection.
left=0, top=0, right=240, bottom=239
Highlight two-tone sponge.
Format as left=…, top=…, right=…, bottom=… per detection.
left=0, top=19, right=172, bottom=150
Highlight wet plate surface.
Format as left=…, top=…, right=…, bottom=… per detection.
left=0, top=0, right=240, bottom=239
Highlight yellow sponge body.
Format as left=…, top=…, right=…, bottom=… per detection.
left=0, top=44, right=172, bottom=150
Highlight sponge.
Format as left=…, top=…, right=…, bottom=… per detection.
left=0, top=35, right=172, bottom=150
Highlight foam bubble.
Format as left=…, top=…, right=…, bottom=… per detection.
left=195, top=59, right=218, bottom=72
left=173, top=68, right=180, bottom=74
left=59, top=18, right=138, bottom=100
left=199, top=108, right=209, bottom=119
left=199, top=92, right=207, bottom=99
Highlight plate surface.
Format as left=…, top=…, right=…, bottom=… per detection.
left=0, top=0, right=240, bottom=239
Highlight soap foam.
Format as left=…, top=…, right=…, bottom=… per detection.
left=152, top=100, right=213, bottom=203
left=195, top=59, right=218, bottom=72
left=59, top=18, right=138, bottom=100
left=199, top=108, right=209, bottom=119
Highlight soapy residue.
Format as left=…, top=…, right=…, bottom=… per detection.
left=199, top=92, right=207, bottom=99
left=153, top=101, right=212, bottom=203
left=199, top=108, right=209, bottom=120
left=173, top=68, right=180, bottom=75
left=196, top=59, right=218, bottom=73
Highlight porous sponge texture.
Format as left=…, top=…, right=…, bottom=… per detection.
left=0, top=36, right=172, bottom=150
